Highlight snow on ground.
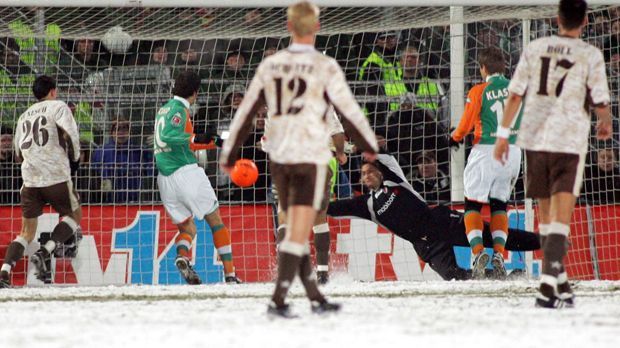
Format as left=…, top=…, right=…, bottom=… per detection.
left=1, top=278, right=619, bottom=348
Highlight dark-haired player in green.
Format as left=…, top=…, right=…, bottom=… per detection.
left=155, top=71, right=241, bottom=284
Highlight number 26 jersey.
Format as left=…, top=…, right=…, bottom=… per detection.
left=221, top=43, right=377, bottom=166
left=14, top=100, right=80, bottom=187
left=509, top=35, right=610, bottom=155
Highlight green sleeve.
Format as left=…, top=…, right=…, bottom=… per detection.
left=157, top=107, right=191, bottom=146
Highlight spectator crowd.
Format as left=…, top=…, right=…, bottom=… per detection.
left=1, top=6, right=620, bottom=205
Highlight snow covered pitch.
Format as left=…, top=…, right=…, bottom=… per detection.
left=1, top=279, right=619, bottom=348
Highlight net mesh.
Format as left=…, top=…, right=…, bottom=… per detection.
left=0, top=5, right=619, bottom=285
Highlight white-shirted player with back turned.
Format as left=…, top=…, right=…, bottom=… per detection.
left=495, top=0, right=612, bottom=308
left=220, top=1, right=378, bottom=318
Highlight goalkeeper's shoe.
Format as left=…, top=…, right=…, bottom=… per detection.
left=31, top=248, right=52, bottom=283
left=225, top=275, right=243, bottom=284
left=491, top=252, right=507, bottom=280
left=0, top=271, right=10, bottom=289
left=311, top=300, right=341, bottom=315
left=175, top=256, right=202, bottom=285
left=472, top=251, right=490, bottom=280
left=317, top=271, right=329, bottom=285
left=267, top=301, right=299, bottom=319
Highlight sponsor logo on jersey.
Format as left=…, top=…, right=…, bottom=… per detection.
left=377, top=192, right=397, bottom=216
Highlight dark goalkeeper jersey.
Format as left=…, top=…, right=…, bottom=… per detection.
left=327, top=154, right=432, bottom=242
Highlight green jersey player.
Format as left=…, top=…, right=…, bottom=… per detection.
left=155, top=71, right=241, bottom=284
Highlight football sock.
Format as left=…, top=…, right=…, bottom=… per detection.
left=2, top=236, right=28, bottom=274
left=276, top=224, right=287, bottom=246
left=464, top=210, right=484, bottom=255
left=175, top=231, right=193, bottom=258
left=313, top=223, right=330, bottom=273
left=299, top=247, right=325, bottom=303
left=539, top=224, right=549, bottom=249
left=272, top=240, right=304, bottom=307
left=44, top=216, right=79, bottom=254
left=490, top=211, right=508, bottom=254
left=541, top=223, right=569, bottom=284
left=211, top=224, right=235, bottom=276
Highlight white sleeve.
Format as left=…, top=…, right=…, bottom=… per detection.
left=324, top=59, right=378, bottom=153
left=508, top=48, right=530, bottom=96
left=587, top=49, right=611, bottom=107
left=326, top=106, right=344, bottom=136
left=220, top=64, right=266, bottom=166
left=54, top=103, right=81, bottom=162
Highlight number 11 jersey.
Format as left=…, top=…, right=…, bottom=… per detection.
left=14, top=100, right=80, bottom=187
left=220, top=43, right=377, bottom=166
left=509, top=35, right=610, bottom=155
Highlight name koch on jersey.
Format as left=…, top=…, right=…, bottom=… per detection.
left=220, top=43, right=377, bottom=167
left=14, top=100, right=80, bottom=187
left=509, top=35, right=610, bottom=154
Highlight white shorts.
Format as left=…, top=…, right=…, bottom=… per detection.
left=157, top=164, right=219, bottom=224
left=464, top=144, right=521, bottom=203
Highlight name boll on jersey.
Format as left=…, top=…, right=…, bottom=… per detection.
left=221, top=44, right=377, bottom=166
left=14, top=100, right=80, bottom=187
left=509, top=35, right=610, bottom=154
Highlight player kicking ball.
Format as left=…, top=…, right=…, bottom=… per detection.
left=451, top=47, right=523, bottom=279
left=154, top=71, right=241, bottom=285
left=220, top=1, right=378, bottom=318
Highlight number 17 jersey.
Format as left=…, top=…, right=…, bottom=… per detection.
left=509, top=35, right=610, bottom=155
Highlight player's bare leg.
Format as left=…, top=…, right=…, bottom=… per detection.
left=464, top=199, right=488, bottom=279
left=174, top=218, right=201, bottom=285
left=536, top=193, right=575, bottom=308
left=313, top=210, right=331, bottom=284
left=489, top=199, right=509, bottom=279
left=30, top=207, right=83, bottom=284
left=205, top=209, right=241, bottom=283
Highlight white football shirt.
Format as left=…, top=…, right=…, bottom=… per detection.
left=14, top=100, right=80, bottom=187
left=221, top=43, right=377, bottom=166
left=509, top=35, right=610, bottom=154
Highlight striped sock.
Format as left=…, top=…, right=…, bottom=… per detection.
left=212, top=224, right=235, bottom=276
left=490, top=211, right=508, bottom=253
left=175, top=232, right=193, bottom=258
left=464, top=210, right=484, bottom=255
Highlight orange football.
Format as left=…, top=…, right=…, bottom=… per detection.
left=230, top=159, right=259, bottom=187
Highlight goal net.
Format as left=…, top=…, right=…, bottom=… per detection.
left=0, top=2, right=618, bottom=286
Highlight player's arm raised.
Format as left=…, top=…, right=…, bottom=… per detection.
left=219, top=67, right=266, bottom=171
left=324, top=60, right=378, bottom=161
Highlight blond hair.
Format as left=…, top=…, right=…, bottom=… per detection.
left=287, top=1, right=320, bottom=36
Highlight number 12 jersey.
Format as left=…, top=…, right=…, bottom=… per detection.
left=508, top=35, right=610, bottom=155
left=220, top=43, right=377, bottom=166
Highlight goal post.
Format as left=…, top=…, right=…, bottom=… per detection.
left=1, top=2, right=619, bottom=286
